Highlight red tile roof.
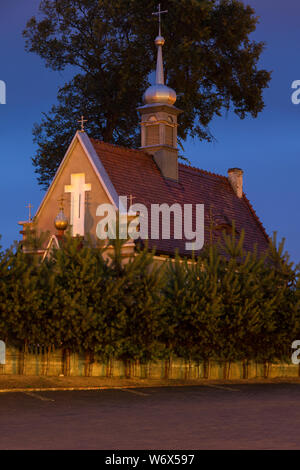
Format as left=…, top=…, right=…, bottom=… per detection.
left=91, top=139, right=269, bottom=256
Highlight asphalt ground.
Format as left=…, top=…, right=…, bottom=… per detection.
left=0, top=384, right=300, bottom=450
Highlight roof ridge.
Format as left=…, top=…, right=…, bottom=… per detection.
left=90, top=138, right=149, bottom=158
left=91, top=138, right=228, bottom=181
left=179, top=162, right=228, bottom=181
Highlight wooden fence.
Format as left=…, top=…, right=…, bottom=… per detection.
left=0, top=346, right=299, bottom=380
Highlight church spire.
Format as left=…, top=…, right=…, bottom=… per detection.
left=137, top=4, right=182, bottom=181
left=143, top=4, right=176, bottom=106
left=152, top=4, right=168, bottom=85
left=155, top=35, right=165, bottom=86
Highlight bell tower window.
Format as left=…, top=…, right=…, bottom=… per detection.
left=165, top=125, right=173, bottom=146
left=146, top=125, right=160, bottom=146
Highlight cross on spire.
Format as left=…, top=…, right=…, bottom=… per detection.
left=26, top=203, right=33, bottom=222
left=152, top=3, right=168, bottom=36
left=78, top=115, right=88, bottom=132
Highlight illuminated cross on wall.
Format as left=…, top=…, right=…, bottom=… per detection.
left=65, top=173, right=91, bottom=236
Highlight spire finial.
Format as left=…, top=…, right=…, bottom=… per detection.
left=152, top=4, right=168, bottom=85
left=152, top=3, right=168, bottom=37
left=142, top=4, right=176, bottom=106
left=58, top=195, right=65, bottom=211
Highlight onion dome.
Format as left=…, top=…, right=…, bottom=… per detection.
left=143, top=84, right=176, bottom=106
left=54, top=208, right=68, bottom=232
left=143, top=34, right=177, bottom=106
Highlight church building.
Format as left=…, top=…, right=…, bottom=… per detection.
left=19, top=9, right=269, bottom=260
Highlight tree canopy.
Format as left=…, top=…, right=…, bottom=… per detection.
left=23, top=0, right=271, bottom=188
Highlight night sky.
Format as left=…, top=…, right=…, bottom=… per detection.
left=0, top=0, right=299, bottom=261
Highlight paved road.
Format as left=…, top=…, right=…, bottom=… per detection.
left=0, top=384, right=300, bottom=449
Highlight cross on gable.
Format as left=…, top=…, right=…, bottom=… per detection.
left=78, top=115, right=88, bottom=132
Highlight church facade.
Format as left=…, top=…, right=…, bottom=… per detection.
left=19, top=16, right=269, bottom=260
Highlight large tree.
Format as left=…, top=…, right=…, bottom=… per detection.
left=24, top=0, right=271, bottom=188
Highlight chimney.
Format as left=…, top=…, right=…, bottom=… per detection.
left=228, top=168, right=244, bottom=198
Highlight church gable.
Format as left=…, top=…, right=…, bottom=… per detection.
left=32, top=132, right=119, bottom=245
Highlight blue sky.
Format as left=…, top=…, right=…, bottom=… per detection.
left=0, top=0, right=300, bottom=261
